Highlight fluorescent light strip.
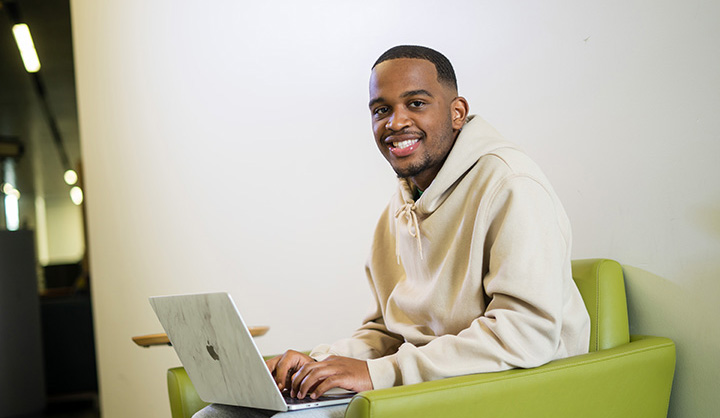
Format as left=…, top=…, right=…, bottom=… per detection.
left=12, top=23, right=41, bottom=73
left=5, top=194, right=19, bottom=231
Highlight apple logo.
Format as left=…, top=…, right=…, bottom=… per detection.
left=206, top=342, right=220, bottom=361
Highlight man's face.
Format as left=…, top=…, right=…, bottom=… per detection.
left=369, top=58, right=465, bottom=191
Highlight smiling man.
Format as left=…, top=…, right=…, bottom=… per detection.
left=194, top=45, right=590, bottom=418
left=368, top=55, right=468, bottom=191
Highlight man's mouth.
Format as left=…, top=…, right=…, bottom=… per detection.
left=392, top=139, right=419, bottom=149
left=386, top=135, right=422, bottom=157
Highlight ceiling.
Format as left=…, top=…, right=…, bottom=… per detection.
left=0, top=0, right=80, bottom=205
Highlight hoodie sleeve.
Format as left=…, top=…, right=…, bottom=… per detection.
left=365, top=175, right=574, bottom=388
left=309, top=272, right=404, bottom=362
left=309, top=205, right=405, bottom=363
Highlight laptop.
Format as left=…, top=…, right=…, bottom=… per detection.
left=149, top=292, right=354, bottom=411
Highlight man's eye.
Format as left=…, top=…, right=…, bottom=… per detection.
left=409, top=100, right=425, bottom=108
left=374, top=107, right=389, bottom=116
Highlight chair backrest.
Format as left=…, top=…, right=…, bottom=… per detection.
left=571, top=259, right=630, bottom=352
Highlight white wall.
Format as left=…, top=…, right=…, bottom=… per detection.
left=35, top=194, right=85, bottom=265
left=71, top=1, right=719, bottom=417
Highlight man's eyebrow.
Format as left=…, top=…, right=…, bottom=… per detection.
left=369, top=89, right=435, bottom=108
left=400, top=89, right=434, bottom=99
left=368, top=97, right=384, bottom=108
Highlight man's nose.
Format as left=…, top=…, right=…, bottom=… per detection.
left=386, top=109, right=412, bottom=131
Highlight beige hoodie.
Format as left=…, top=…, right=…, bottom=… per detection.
left=311, top=116, right=590, bottom=389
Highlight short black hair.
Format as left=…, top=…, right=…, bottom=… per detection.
left=372, top=45, right=458, bottom=92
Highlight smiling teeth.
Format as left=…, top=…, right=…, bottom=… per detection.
left=392, top=139, right=419, bottom=149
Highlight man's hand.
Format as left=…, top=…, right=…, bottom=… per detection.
left=265, top=350, right=316, bottom=392
left=290, top=355, right=373, bottom=399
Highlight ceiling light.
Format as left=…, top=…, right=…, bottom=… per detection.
left=12, top=23, right=41, bottom=73
left=4, top=194, right=19, bottom=231
left=2, top=182, right=16, bottom=195
left=64, top=169, right=78, bottom=185
left=70, top=186, right=84, bottom=205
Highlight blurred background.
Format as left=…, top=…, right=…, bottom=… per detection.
left=0, top=0, right=95, bottom=417
left=1, top=1, right=718, bottom=418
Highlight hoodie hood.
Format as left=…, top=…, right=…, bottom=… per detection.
left=400, top=115, right=522, bottom=215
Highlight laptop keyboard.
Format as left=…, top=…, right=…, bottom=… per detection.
left=282, top=392, right=354, bottom=405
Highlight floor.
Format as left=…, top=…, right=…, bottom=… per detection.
left=18, top=395, right=100, bottom=418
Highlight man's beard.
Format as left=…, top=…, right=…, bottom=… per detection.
left=392, top=118, right=456, bottom=180
left=393, top=152, right=433, bottom=179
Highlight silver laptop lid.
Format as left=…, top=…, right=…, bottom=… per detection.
left=150, top=292, right=288, bottom=411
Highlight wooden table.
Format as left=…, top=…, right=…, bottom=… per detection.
left=132, top=326, right=270, bottom=347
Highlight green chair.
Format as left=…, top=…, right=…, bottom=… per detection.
left=167, top=259, right=676, bottom=418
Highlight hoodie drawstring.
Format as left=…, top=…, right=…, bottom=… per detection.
left=394, top=202, right=423, bottom=263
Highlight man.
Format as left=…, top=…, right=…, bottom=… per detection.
left=195, top=45, right=590, bottom=417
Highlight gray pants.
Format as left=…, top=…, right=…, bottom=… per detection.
left=192, top=404, right=347, bottom=418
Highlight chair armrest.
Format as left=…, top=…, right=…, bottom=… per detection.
left=167, top=354, right=287, bottom=418
left=168, top=367, right=209, bottom=418
left=345, top=335, right=675, bottom=418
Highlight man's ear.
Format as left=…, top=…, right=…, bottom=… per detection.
left=450, top=96, right=470, bottom=130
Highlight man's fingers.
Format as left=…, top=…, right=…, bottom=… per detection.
left=272, top=350, right=316, bottom=391
left=286, top=355, right=370, bottom=399
left=274, top=354, right=296, bottom=391
left=289, top=362, right=312, bottom=397
left=309, top=375, right=343, bottom=399
left=294, top=364, right=332, bottom=399
left=291, top=361, right=328, bottom=398
left=265, top=355, right=280, bottom=372
left=266, top=355, right=284, bottom=388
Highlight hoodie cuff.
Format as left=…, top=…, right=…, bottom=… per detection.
left=367, top=354, right=402, bottom=389
left=309, top=343, right=333, bottom=362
